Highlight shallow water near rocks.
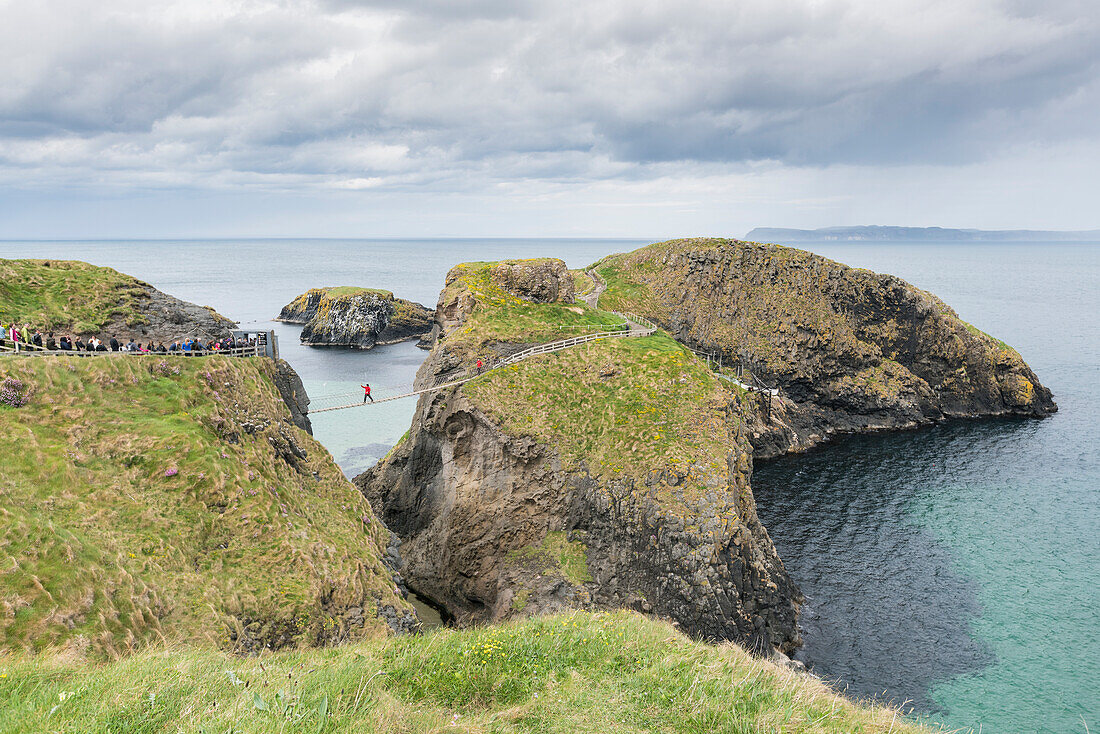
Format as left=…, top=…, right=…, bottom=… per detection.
left=1, top=238, right=1096, bottom=732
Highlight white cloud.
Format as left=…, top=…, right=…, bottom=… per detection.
left=0, top=0, right=1097, bottom=234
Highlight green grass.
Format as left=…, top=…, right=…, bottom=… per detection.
left=570, top=269, right=595, bottom=297
left=463, top=334, right=745, bottom=501
left=0, top=610, right=936, bottom=733
left=506, top=532, right=592, bottom=586
left=0, top=356, right=409, bottom=658
left=440, top=261, right=625, bottom=360
left=592, top=260, right=656, bottom=314
left=0, top=259, right=150, bottom=334
left=962, top=321, right=1014, bottom=352
left=322, top=286, right=393, bottom=298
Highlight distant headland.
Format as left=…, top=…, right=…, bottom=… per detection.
left=745, top=226, right=1100, bottom=242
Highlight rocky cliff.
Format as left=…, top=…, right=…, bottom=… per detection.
left=356, top=258, right=802, bottom=653
left=595, top=238, right=1056, bottom=457
left=277, top=287, right=433, bottom=349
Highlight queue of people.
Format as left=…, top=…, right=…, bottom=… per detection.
left=1, top=322, right=258, bottom=356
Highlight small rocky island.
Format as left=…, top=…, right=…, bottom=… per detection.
left=277, top=287, right=434, bottom=349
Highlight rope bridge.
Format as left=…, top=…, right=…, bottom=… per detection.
left=307, top=312, right=658, bottom=414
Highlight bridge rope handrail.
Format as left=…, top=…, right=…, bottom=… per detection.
left=309, top=311, right=657, bottom=413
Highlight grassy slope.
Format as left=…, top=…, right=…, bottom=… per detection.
left=593, top=238, right=1022, bottom=376
left=0, top=610, right=935, bottom=733
left=0, top=355, right=408, bottom=658
left=439, top=262, right=625, bottom=361
left=463, top=334, right=746, bottom=503
left=0, top=259, right=150, bottom=334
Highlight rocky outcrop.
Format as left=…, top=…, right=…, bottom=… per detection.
left=596, top=238, right=1056, bottom=457
left=124, top=284, right=237, bottom=343
left=272, top=358, right=313, bottom=435
left=277, top=287, right=433, bottom=349
left=356, top=259, right=802, bottom=653
left=489, top=258, right=576, bottom=304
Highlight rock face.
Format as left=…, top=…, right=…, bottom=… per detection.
left=127, top=284, right=237, bottom=343
left=277, top=287, right=433, bottom=349
left=489, top=258, right=576, bottom=303
left=356, top=259, right=802, bottom=653
left=596, top=238, right=1056, bottom=457
left=272, top=358, right=313, bottom=435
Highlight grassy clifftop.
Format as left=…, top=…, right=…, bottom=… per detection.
left=0, top=258, right=235, bottom=341
left=0, top=355, right=412, bottom=659
left=593, top=238, right=1054, bottom=423
left=464, top=334, right=747, bottom=503
left=439, top=257, right=744, bottom=500
left=0, top=259, right=149, bottom=334
left=0, top=611, right=934, bottom=733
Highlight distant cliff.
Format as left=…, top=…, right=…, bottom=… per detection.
left=595, top=238, right=1056, bottom=458
left=746, top=226, right=1100, bottom=242
left=277, top=287, right=433, bottom=349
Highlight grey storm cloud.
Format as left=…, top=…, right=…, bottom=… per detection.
left=0, top=0, right=1097, bottom=190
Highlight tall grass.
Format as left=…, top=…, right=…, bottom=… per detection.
left=0, top=611, right=939, bottom=733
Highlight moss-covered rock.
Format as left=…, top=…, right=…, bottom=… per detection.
left=277, top=287, right=433, bottom=349
left=595, top=238, right=1056, bottom=456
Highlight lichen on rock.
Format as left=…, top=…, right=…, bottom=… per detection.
left=277, top=287, right=433, bottom=349
left=594, top=237, right=1056, bottom=457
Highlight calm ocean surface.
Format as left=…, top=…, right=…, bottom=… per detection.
left=2, top=238, right=1096, bottom=733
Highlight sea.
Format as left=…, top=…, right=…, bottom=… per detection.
left=1, top=238, right=1096, bottom=733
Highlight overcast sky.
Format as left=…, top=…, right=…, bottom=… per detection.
left=1, top=0, right=1098, bottom=238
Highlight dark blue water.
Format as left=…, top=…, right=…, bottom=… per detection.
left=1, top=238, right=1096, bottom=732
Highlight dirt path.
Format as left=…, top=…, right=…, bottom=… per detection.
left=582, top=269, right=607, bottom=310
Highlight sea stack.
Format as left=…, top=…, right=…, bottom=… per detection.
left=277, top=287, right=434, bottom=349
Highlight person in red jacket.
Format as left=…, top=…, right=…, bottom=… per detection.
left=361, top=384, right=373, bottom=403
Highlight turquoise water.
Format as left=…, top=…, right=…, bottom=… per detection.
left=1, top=238, right=1096, bottom=731
left=753, top=242, right=1099, bottom=733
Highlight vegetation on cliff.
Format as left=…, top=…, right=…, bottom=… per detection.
left=0, top=258, right=234, bottom=339
left=0, top=355, right=413, bottom=659
left=436, top=260, right=624, bottom=361
left=0, top=610, right=933, bottom=733
left=0, top=259, right=147, bottom=333
left=464, top=333, right=746, bottom=499
left=594, top=237, right=1055, bottom=455
left=360, top=257, right=801, bottom=652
